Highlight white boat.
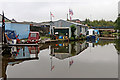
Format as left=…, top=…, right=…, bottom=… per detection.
left=86, top=29, right=99, bottom=41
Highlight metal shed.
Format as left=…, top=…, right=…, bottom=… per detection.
left=51, top=19, right=88, bottom=37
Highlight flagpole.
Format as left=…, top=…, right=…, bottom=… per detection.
left=50, top=12, right=54, bottom=35
left=67, top=13, right=68, bottom=21
left=50, top=12, right=52, bottom=35
left=50, top=12, right=52, bottom=22
left=50, top=56, right=52, bottom=71
left=2, top=11, right=5, bottom=44
left=2, top=11, right=3, bottom=44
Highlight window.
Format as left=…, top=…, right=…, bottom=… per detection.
left=80, top=27, right=82, bottom=32
left=85, top=27, right=88, bottom=32
left=86, top=31, right=89, bottom=35
left=93, top=31, right=95, bottom=35
left=31, top=33, right=36, bottom=37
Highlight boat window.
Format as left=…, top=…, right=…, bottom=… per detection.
left=31, top=33, right=36, bottom=37
left=93, top=31, right=95, bottom=35
left=80, top=27, right=82, bottom=32
left=86, top=31, right=89, bottom=35
left=85, top=27, right=88, bottom=32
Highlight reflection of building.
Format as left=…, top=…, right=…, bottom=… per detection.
left=50, top=41, right=88, bottom=60
left=11, top=46, right=39, bottom=59
left=114, top=39, right=120, bottom=54
left=0, top=27, right=1, bottom=43
left=0, top=55, right=2, bottom=78
left=50, top=43, right=70, bottom=60
left=75, top=41, right=87, bottom=55
left=1, top=46, right=39, bottom=79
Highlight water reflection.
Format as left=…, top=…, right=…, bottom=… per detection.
left=49, top=41, right=88, bottom=71
left=2, top=46, right=39, bottom=79
left=114, top=39, right=120, bottom=79
left=114, top=39, right=120, bottom=54
left=1, top=39, right=119, bottom=78
left=50, top=41, right=88, bottom=60
left=10, top=46, right=39, bottom=60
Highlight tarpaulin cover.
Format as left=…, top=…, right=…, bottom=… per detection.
left=5, top=30, right=17, bottom=39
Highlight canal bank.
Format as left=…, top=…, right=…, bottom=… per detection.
left=41, top=37, right=86, bottom=44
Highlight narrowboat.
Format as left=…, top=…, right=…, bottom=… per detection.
left=27, top=32, right=41, bottom=43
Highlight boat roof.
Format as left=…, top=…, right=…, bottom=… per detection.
left=5, top=30, right=15, bottom=32
left=30, top=32, right=39, bottom=33
left=88, top=29, right=95, bottom=31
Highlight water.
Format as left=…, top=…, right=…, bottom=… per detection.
left=1, top=39, right=119, bottom=78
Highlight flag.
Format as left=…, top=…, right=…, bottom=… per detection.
left=69, top=59, right=74, bottom=67
left=69, top=9, right=73, bottom=16
left=51, top=65, right=55, bottom=71
left=50, top=12, right=54, bottom=17
left=70, top=16, right=71, bottom=20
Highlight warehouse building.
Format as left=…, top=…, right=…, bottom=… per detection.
left=50, top=19, right=88, bottom=38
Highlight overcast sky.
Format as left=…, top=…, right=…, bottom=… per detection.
left=0, top=0, right=119, bottom=22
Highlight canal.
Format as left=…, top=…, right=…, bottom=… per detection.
left=1, top=39, right=119, bottom=78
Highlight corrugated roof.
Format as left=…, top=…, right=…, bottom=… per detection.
left=54, top=19, right=87, bottom=27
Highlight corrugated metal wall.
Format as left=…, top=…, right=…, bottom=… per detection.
left=54, top=20, right=73, bottom=27
left=53, top=20, right=85, bottom=37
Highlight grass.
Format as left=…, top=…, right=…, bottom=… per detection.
left=112, top=33, right=120, bottom=36
left=41, top=36, right=50, bottom=40
left=19, top=36, right=50, bottom=41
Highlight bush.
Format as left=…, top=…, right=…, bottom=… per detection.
left=70, top=37, right=74, bottom=40
left=70, top=25, right=76, bottom=39
left=76, top=36, right=80, bottom=39
left=102, top=31, right=109, bottom=35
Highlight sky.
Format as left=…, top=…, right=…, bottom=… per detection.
left=0, top=0, right=119, bottom=22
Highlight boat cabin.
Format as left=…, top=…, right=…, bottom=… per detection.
left=27, top=32, right=41, bottom=43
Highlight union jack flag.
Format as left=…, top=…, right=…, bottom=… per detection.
left=50, top=12, right=54, bottom=17
left=69, top=9, right=73, bottom=16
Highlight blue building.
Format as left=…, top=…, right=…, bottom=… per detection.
left=0, top=14, right=30, bottom=39
left=0, top=22, right=30, bottom=39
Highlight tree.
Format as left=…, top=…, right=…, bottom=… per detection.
left=82, top=19, right=115, bottom=28
left=115, top=17, right=120, bottom=31
left=84, top=18, right=91, bottom=26
left=70, top=24, right=76, bottom=39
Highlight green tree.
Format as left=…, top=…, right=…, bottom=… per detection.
left=70, top=24, right=76, bottom=39
left=84, top=19, right=91, bottom=26
left=114, top=39, right=120, bottom=54
left=82, top=19, right=115, bottom=28
left=115, top=17, right=120, bottom=31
